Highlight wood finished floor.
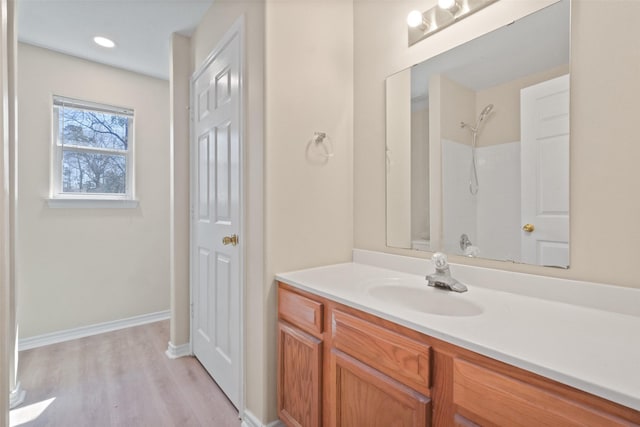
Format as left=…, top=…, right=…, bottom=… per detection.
left=13, top=321, right=241, bottom=427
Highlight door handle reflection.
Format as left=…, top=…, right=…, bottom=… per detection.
left=522, top=224, right=535, bottom=233
left=222, top=234, right=238, bottom=246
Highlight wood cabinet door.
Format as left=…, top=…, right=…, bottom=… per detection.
left=332, top=350, right=431, bottom=427
left=278, top=322, right=322, bottom=427
left=452, top=358, right=634, bottom=427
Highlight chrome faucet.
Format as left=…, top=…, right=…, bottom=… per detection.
left=426, top=253, right=468, bottom=293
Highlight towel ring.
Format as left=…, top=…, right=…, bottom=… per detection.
left=309, top=132, right=334, bottom=158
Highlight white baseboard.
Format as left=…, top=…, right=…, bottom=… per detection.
left=18, top=310, right=171, bottom=351
left=9, top=382, right=26, bottom=409
left=165, top=341, right=191, bottom=359
left=242, top=410, right=284, bottom=427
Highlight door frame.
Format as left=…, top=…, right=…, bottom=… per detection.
left=1, top=0, right=11, bottom=422
left=189, top=16, right=245, bottom=414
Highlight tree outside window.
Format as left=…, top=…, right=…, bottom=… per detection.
left=52, top=97, right=134, bottom=199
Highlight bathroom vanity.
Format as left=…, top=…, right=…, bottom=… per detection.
left=276, top=252, right=640, bottom=426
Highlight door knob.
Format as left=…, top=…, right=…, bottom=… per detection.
left=522, top=224, right=535, bottom=233
left=222, top=234, right=238, bottom=246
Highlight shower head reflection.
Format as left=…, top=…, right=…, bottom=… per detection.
left=479, top=104, right=494, bottom=123
left=460, top=104, right=494, bottom=133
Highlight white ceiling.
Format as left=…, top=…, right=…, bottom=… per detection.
left=17, top=0, right=215, bottom=81
left=18, top=0, right=568, bottom=86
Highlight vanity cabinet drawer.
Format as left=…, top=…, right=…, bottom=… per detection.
left=452, top=358, right=632, bottom=426
left=331, top=309, right=431, bottom=395
left=278, top=286, right=324, bottom=337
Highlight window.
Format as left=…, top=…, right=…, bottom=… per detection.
left=51, top=96, right=135, bottom=203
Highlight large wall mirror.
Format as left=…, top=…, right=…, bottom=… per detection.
left=386, top=0, right=570, bottom=267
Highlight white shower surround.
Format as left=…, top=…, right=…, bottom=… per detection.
left=442, top=138, right=521, bottom=261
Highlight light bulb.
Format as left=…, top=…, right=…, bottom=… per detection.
left=438, top=0, right=456, bottom=9
left=407, top=10, right=424, bottom=28
left=93, top=36, right=115, bottom=48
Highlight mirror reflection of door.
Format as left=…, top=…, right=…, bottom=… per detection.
left=520, top=74, right=570, bottom=267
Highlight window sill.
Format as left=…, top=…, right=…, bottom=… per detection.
left=47, top=198, right=139, bottom=209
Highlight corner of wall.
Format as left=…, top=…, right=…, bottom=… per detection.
left=169, top=32, right=192, bottom=348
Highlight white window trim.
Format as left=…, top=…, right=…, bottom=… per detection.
left=50, top=96, right=136, bottom=206
left=47, top=198, right=139, bottom=209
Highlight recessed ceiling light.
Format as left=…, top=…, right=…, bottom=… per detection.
left=93, top=36, right=115, bottom=48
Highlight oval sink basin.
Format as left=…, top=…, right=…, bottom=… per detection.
left=368, top=283, right=483, bottom=317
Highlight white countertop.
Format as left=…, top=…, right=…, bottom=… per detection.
left=276, top=253, right=640, bottom=411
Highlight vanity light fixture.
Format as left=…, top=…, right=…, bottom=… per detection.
left=438, top=0, right=462, bottom=14
left=408, top=0, right=499, bottom=46
left=407, top=10, right=430, bottom=31
left=93, top=36, right=116, bottom=48
left=438, top=0, right=457, bottom=9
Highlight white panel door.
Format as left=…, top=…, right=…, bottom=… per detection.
left=191, top=27, right=242, bottom=409
left=520, top=74, right=569, bottom=267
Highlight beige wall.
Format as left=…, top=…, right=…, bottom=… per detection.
left=355, top=0, right=640, bottom=289
left=411, top=101, right=429, bottom=241
left=265, top=0, right=354, bottom=422
left=439, top=74, right=475, bottom=144
left=168, top=33, right=191, bottom=348
left=17, top=43, right=171, bottom=338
